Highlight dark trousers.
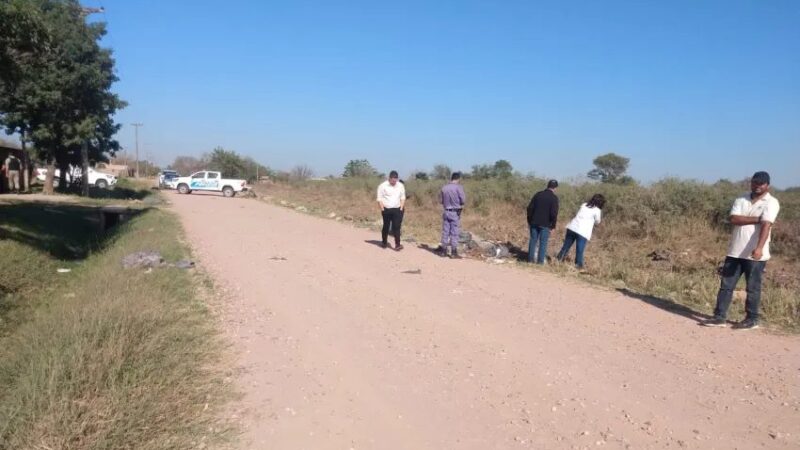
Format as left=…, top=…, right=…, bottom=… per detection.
left=528, top=225, right=550, bottom=264
left=557, top=229, right=588, bottom=268
left=713, top=256, right=766, bottom=321
left=381, top=208, right=403, bottom=245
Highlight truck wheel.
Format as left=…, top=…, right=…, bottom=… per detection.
left=222, top=186, right=235, bottom=198
left=95, top=179, right=108, bottom=189
left=178, top=184, right=191, bottom=194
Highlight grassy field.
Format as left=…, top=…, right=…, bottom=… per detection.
left=0, top=188, right=231, bottom=449
left=255, top=177, right=800, bottom=331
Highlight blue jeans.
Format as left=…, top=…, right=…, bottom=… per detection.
left=557, top=229, right=588, bottom=268
left=713, top=256, right=766, bottom=321
left=528, top=225, right=550, bottom=264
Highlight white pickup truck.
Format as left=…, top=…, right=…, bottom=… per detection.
left=172, top=171, right=248, bottom=197
left=35, top=166, right=117, bottom=189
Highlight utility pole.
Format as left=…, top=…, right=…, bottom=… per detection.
left=131, top=123, right=143, bottom=178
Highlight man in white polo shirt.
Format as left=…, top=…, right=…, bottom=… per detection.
left=376, top=170, right=406, bottom=250
left=703, top=171, right=780, bottom=330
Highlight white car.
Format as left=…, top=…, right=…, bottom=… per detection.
left=172, top=171, right=248, bottom=197
left=35, top=167, right=118, bottom=189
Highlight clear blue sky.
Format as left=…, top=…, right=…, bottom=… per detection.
left=99, top=0, right=799, bottom=185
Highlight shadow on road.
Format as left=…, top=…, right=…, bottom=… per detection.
left=617, top=288, right=711, bottom=323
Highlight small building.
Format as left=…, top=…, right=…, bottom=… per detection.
left=96, top=162, right=131, bottom=177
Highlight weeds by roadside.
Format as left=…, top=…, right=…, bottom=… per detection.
left=255, top=177, right=800, bottom=331
left=0, top=200, right=232, bottom=449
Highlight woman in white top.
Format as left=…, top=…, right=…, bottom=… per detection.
left=556, top=194, right=606, bottom=268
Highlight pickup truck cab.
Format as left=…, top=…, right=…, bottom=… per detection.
left=173, top=171, right=248, bottom=197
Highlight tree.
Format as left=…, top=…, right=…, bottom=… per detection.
left=587, top=153, right=630, bottom=184
left=207, top=147, right=249, bottom=178
left=493, top=159, right=513, bottom=178
left=169, top=155, right=208, bottom=176
left=470, top=160, right=515, bottom=180
left=342, top=159, right=378, bottom=178
left=414, top=171, right=429, bottom=180
left=431, top=164, right=451, bottom=180
left=0, top=0, right=125, bottom=195
left=290, top=164, right=314, bottom=181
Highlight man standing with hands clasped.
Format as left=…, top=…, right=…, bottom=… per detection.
left=527, top=179, right=560, bottom=264
left=438, top=171, right=466, bottom=259
left=703, top=171, right=780, bottom=330
left=377, top=170, right=406, bottom=251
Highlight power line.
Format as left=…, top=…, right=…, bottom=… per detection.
left=131, top=123, right=143, bottom=178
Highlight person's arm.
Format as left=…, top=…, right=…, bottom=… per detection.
left=728, top=197, right=756, bottom=225
left=595, top=208, right=602, bottom=225
left=752, top=200, right=780, bottom=260
left=751, top=222, right=772, bottom=260
left=459, top=185, right=466, bottom=208
left=376, top=185, right=385, bottom=211
left=550, top=196, right=559, bottom=229
left=730, top=215, right=760, bottom=226
left=399, top=184, right=406, bottom=211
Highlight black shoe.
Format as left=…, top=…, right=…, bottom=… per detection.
left=449, top=251, right=462, bottom=259
left=732, top=318, right=760, bottom=330
left=381, top=242, right=388, bottom=249
left=435, top=246, right=449, bottom=257
left=701, top=317, right=728, bottom=328
left=395, top=244, right=404, bottom=251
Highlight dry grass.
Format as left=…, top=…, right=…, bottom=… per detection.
left=255, top=177, right=800, bottom=331
left=0, top=203, right=232, bottom=449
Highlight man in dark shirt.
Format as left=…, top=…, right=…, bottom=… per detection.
left=526, top=180, right=559, bottom=264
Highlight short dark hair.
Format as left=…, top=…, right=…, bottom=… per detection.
left=389, top=170, right=399, bottom=179
left=752, top=171, right=770, bottom=185
left=547, top=179, right=559, bottom=189
left=451, top=171, right=461, bottom=181
left=587, top=193, right=606, bottom=209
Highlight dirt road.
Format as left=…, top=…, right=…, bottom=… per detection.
left=170, top=192, right=799, bottom=449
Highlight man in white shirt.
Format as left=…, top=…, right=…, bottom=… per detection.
left=703, top=171, right=780, bottom=330
left=376, top=171, right=406, bottom=250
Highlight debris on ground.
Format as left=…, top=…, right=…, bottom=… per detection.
left=56, top=268, right=71, bottom=273
left=402, top=269, right=422, bottom=275
left=172, top=260, right=195, bottom=269
left=648, top=250, right=672, bottom=261
left=122, top=251, right=196, bottom=270
left=122, top=251, right=164, bottom=269
left=269, top=256, right=288, bottom=261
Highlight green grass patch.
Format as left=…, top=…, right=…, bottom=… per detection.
left=0, top=202, right=231, bottom=449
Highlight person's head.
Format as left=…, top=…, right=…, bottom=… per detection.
left=750, top=171, right=770, bottom=196
left=587, top=193, right=606, bottom=209
left=388, top=170, right=399, bottom=186
left=451, top=171, right=462, bottom=183
left=547, top=179, right=559, bottom=190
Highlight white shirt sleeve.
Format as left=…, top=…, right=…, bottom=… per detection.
left=400, top=184, right=406, bottom=201
left=376, top=184, right=383, bottom=202
left=595, top=208, right=602, bottom=224
left=762, top=198, right=780, bottom=223
left=729, top=197, right=745, bottom=216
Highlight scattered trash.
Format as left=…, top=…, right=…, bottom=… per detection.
left=57, top=268, right=71, bottom=273
left=402, top=269, right=422, bottom=275
left=295, top=206, right=308, bottom=212
left=648, top=250, right=671, bottom=261
left=269, top=256, right=288, bottom=261
left=172, top=260, right=195, bottom=269
left=122, top=251, right=165, bottom=269
left=327, top=212, right=337, bottom=218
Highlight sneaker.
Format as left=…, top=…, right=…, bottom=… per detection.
left=701, top=317, right=728, bottom=328
left=733, top=318, right=760, bottom=330
left=394, top=244, right=404, bottom=251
